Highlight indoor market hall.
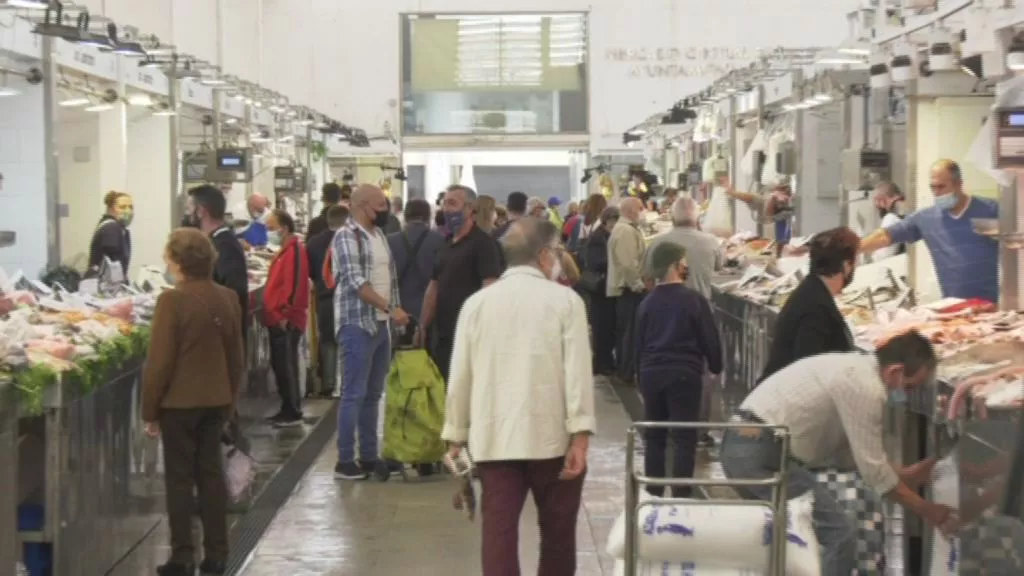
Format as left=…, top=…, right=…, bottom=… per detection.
left=2, top=0, right=1024, bottom=575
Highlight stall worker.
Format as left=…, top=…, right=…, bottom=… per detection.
left=87, top=190, right=133, bottom=279
left=870, top=181, right=906, bottom=260
left=236, top=193, right=272, bottom=248
left=262, top=209, right=309, bottom=427
left=724, top=178, right=794, bottom=248
left=858, top=159, right=999, bottom=303
left=626, top=171, right=649, bottom=201
left=759, top=226, right=859, bottom=383
left=598, top=173, right=615, bottom=200
left=721, top=331, right=957, bottom=575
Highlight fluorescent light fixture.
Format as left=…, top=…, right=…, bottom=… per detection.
left=152, top=109, right=176, bottom=116
left=127, top=94, right=153, bottom=106
left=814, top=93, right=833, bottom=102
left=278, top=135, right=294, bottom=143
left=627, top=128, right=646, bottom=136
left=0, top=87, right=18, bottom=97
left=234, top=93, right=246, bottom=101
left=85, top=103, right=114, bottom=112
left=298, top=119, right=313, bottom=126
left=224, top=117, right=239, bottom=125
left=838, top=41, right=871, bottom=56
left=2, top=0, right=51, bottom=8
left=200, top=78, right=228, bottom=86
left=59, top=97, right=91, bottom=107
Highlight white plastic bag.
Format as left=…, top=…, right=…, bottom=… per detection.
left=223, top=445, right=255, bottom=502
left=703, top=186, right=733, bottom=237
left=606, top=492, right=820, bottom=576
left=929, top=453, right=960, bottom=575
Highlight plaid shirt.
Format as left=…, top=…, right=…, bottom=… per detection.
left=331, top=220, right=402, bottom=335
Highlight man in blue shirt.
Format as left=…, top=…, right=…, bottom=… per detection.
left=235, top=193, right=271, bottom=247
left=858, top=159, right=999, bottom=303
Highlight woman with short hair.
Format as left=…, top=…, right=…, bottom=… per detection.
left=143, top=228, right=245, bottom=576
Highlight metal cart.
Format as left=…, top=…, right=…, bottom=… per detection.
left=623, top=422, right=792, bottom=576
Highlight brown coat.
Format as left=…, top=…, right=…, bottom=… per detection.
left=142, top=279, right=245, bottom=422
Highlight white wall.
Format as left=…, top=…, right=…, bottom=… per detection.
left=321, top=0, right=851, bottom=150
left=57, top=114, right=101, bottom=271
left=403, top=150, right=570, bottom=166
left=0, top=87, right=48, bottom=278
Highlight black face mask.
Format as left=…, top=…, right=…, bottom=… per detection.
left=373, top=208, right=390, bottom=229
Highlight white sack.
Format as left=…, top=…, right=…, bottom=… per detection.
left=613, top=559, right=762, bottom=576
left=929, top=452, right=960, bottom=575
left=606, top=492, right=820, bottom=576
left=703, top=186, right=733, bottom=237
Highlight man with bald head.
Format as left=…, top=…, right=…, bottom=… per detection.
left=330, top=183, right=411, bottom=480
left=442, top=217, right=595, bottom=575
left=420, top=184, right=502, bottom=384
left=607, top=196, right=647, bottom=382
left=644, top=196, right=724, bottom=299
left=859, top=159, right=999, bottom=302
left=237, top=193, right=272, bottom=247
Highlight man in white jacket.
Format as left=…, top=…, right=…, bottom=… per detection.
left=442, top=217, right=596, bottom=576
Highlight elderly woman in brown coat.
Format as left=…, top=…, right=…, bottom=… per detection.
left=142, top=228, right=245, bottom=576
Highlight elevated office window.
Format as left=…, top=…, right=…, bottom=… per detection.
left=401, top=13, right=588, bottom=135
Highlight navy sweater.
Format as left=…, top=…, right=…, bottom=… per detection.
left=635, top=283, right=723, bottom=379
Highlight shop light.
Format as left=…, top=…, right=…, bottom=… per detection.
left=152, top=109, right=176, bottom=116
left=890, top=39, right=917, bottom=83
left=278, top=135, right=294, bottom=143
left=224, top=117, right=239, bottom=125
left=869, top=51, right=891, bottom=89
left=233, top=93, right=246, bottom=101
left=1007, top=33, right=1024, bottom=71
left=99, top=24, right=146, bottom=57
left=1, top=0, right=51, bottom=8
left=815, top=49, right=865, bottom=66
left=928, top=26, right=959, bottom=72
left=838, top=41, right=871, bottom=56
left=127, top=94, right=153, bottom=106
left=199, top=78, right=228, bottom=86
left=0, top=87, right=18, bottom=97
left=85, top=103, right=114, bottom=112
left=59, top=97, right=91, bottom=107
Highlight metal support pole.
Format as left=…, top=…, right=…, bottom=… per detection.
left=839, top=90, right=854, bottom=229
left=999, top=173, right=1021, bottom=309
left=42, top=36, right=61, bottom=267
left=623, top=428, right=638, bottom=576
left=212, top=92, right=222, bottom=148
left=168, top=56, right=183, bottom=227
left=791, top=70, right=804, bottom=237
left=243, top=105, right=253, bottom=200
left=728, top=94, right=738, bottom=233
left=754, top=86, right=765, bottom=239
left=305, top=125, right=314, bottom=219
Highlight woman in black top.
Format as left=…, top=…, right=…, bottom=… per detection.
left=583, top=206, right=620, bottom=375
left=87, top=190, right=133, bottom=278
left=759, top=226, right=859, bottom=382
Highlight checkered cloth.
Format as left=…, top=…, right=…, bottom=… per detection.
left=959, top=511, right=1024, bottom=575
left=814, top=469, right=887, bottom=575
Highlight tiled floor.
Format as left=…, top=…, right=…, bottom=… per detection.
left=238, top=379, right=633, bottom=576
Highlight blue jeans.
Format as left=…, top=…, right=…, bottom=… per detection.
left=336, top=322, right=391, bottom=463
left=720, top=428, right=857, bottom=576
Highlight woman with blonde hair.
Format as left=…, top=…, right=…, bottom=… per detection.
left=143, top=228, right=245, bottom=576
left=88, top=190, right=133, bottom=278
left=474, top=194, right=497, bottom=233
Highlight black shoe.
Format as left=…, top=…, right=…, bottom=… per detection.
left=156, top=561, right=195, bottom=576
left=334, top=461, right=368, bottom=480
left=269, top=412, right=303, bottom=428
left=199, top=559, right=226, bottom=575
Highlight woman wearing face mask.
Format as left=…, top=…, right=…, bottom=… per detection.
left=261, top=209, right=310, bottom=427
left=870, top=181, right=906, bottom=260
left=758, top=226, right=860, bottom=383
left=87, top=190, right=133, bottom=279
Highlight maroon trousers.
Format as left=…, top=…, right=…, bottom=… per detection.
left=477, top=457, right=586, bottom=576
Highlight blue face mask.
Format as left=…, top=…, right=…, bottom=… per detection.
left=445, top=210, right=465, bottom=232
left=935, top=194, right=957, bottom=211
left=888, top=387, right=908, bottom=405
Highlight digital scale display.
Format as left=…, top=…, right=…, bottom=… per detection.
left=996, top=108, right=1024, bottom=169
left=216, top=149, right=249, bottom=173
left=220, top=157, right=242, bottom=167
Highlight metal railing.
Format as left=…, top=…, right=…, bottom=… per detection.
left=624, top=422, right=791, bottom=576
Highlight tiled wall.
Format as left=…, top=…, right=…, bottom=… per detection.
left=0, top=86, right=48, bottom=278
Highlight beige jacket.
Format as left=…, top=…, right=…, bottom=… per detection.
left=606, top=220, right=646, bottom=297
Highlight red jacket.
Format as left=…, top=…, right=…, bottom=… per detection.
left=262, top=236, right=310, bottom=330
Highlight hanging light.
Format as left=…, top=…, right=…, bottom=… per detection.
left=1007, top=33, right=1024, bottom=71
left=890, top=39, right=917, bottom=83
left=99, top=24, right=147, bottom=57
left=869, top=50, right=891, bottom=89
left=127, top=93, right=153, bottom=106
left=928, top=26, right=959, bottom=72
left=59, top=96, right=91, bottom=107
left=85, top=103, right=114, bottom=112
left=0, top=0, right=51, bottom=8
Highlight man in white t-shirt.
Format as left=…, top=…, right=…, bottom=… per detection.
left=871, top=181, right=905, bottom=261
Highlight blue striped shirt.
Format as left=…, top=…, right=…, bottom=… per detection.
left=331, top=221, right=402, bottom=336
